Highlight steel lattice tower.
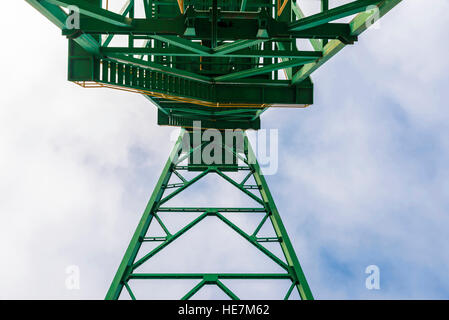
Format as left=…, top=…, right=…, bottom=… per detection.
left=26, top=0, right=402, bottom=300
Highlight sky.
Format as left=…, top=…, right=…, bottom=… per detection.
left=1, top=0, right=449, bottom=299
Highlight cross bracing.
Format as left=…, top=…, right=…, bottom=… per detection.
left=27, top=0, right=402, bottom=129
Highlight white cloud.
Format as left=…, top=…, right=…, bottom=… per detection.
left=262, top=0, right=449, bottom=298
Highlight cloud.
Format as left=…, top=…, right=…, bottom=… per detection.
left=261, top=0, right=449, bottom=298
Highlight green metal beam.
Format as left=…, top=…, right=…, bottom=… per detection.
left=216, top=212, right=289, bottom=270
left=27, top=0, right=67, bottom=29
left=181, top=281, right=206, bottom=300
left=244, top=133, right=314, bottom=300
left=93, top=56, right=314, bottom=108
left=143, top=0, right=151, bottom=19
left=276, top=41, right=296, bottom=80
left=292, top=0, right=403, bottom=84
left=45, top=0, right=132, bottom=27
left=105, top=131, right=185, bottom=300
left=129, top=273, right=292, bottom=280
left=144, top=95, right=169, bottom=116
left=350, top=0, right=403, bottom=36
left=157, top=207, right=266, bottom=213
left=105, top=131, right=313, bottom=300
left=101, top=47, right=322, bottom=59
left=106, top=53, right=211, bottom=83
left=131, top=212, right=209, bottom=270
left=291, top=2, right=322, bottom=51
left=289, top=0, right=381, bottom=31
left=216, top=280, right=240, bottom=300
left=124, top=282, right=136, bottom=300
left=150, top=35, right=211, bottom=54
left=26, top=0, right=100, bottom=54
left=212, top=39, right=266, bottom=55
left=214, top=58, right=317, bottom=81
left=240, top=0, right=248, bottom=11
left=102, top=0, right=134, bottom=47
left=68, top=17, right=356, bottom=42
left=321, top=0, right=330, bottom=46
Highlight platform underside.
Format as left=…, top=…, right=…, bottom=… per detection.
left=26, top=0, right=402, bottom=129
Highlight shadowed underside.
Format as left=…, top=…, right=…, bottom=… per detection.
left=27, top=0, right=401, bottom=129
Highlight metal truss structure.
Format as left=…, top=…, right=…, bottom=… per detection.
left=106, top=130, right=313, bottom=300
left=26, top=0, right=403, bottom=299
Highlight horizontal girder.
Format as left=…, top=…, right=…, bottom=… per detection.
left=27, top=0, right=403, bottom=129
left=289, top=0, right=382, bottom=31
left=64, top=15, right=357, bottom=43
left=100, top=47, right=323, bottom=59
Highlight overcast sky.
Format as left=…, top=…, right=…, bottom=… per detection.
left=1, top=1, right=448, bottom=299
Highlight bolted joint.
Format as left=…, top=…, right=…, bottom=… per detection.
left=203, top=274, right=219, bottom=284
left=206, top=210, right=218, bottom=216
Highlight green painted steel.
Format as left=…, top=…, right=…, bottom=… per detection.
left=291, top=0, right=404, bottom=84
left=26, top=0, right=403, bottom=300
left=26, top=0, right=403, bottom=129
left=105, top=130, right=314, bottom=300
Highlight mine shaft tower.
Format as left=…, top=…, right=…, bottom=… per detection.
left=27, top=0, right=402, bottom=300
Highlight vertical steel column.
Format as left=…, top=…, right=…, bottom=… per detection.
left=321, top=0, right=329, bottom=47
left=244, top=134, right=314, bottom=300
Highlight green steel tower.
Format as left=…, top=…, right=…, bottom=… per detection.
left=26, top=0, right=402, bottom=300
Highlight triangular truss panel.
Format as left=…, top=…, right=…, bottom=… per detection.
left=105, top=130, right=313, bottom=300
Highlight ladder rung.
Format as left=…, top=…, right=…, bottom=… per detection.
left=158, top=207, right=266, bottom=213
